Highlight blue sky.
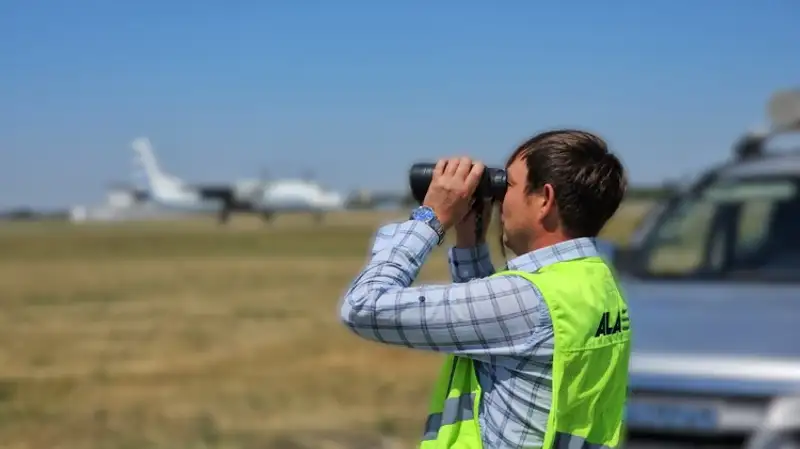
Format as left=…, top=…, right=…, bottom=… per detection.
left=1, top=1, right=798, bottom=209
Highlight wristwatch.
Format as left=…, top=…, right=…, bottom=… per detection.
left=410, top=205, right=445, bottom=245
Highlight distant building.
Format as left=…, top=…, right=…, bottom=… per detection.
left=69, top=183, right=182, bottom=223
left=105, top=183, right=149, bottom=208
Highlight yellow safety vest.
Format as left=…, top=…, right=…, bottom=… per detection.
left=419, top=255, right=632, bottom=448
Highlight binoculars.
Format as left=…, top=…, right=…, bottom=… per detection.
left=408, top=163, right=508, bottom=204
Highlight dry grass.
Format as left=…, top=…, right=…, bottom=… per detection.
left=0, top=204, right=651, bottom=449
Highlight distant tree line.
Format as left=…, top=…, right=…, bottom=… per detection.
left=1, top=185, right=677, bottom=221
left=0, top=207, right=70, bottom=221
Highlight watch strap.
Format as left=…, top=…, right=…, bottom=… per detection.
left=410, top=206, right=445, bottom=245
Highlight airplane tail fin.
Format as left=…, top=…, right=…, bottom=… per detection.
left=131, top=137, right=183, bottom=195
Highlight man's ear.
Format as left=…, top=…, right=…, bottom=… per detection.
left=539, top=184, right=556, bottom=217
left=538, top=184, right=561, bottom=232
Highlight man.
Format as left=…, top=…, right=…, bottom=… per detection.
left=338, top=129, right=631, bottom=448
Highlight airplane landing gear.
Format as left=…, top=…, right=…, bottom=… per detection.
left=217, top=206, right=231, bottom=225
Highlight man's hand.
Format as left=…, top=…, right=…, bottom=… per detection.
left=454, top=199, right=493, bottom=248
left=422, top=157, right=485, bottom=232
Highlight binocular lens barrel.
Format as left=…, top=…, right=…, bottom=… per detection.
left=408, top=163, right=508, bottom=204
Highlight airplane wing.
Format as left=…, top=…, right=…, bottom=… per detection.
left=193, top=185, right=258, bottom=211
left=194, top=185, right=234, bottom=199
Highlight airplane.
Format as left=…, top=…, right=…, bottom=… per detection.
left=130, top=137, right=347, bottom=224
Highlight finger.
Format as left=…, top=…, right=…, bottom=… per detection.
left=433, top=159, right=446, bottom=178
left=444, top=157, right=460, bottom=176
left=465, top=162, right=485, bottom=193
left=454, top=156, right=473, bottom=180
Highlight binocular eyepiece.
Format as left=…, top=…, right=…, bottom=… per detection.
left=408, top=163, right=508, bottom=204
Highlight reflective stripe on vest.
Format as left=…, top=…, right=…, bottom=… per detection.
left=552, top=432, right=617, bottom=448
left=420, top=355, right=481, bottom=448
left=421, top=392, right=476, bottom=441
left=419, top=256, right=631, bottom=448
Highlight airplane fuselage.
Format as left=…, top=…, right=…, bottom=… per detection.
left=130, top=137, right=346, bottom=224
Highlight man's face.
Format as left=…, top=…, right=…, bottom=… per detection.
left=500, top=156, right=555, bottom=255
left=501, top=158, right=535, bottom=255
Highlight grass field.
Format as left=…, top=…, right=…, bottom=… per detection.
left=0, top=202, right=652, bottom=449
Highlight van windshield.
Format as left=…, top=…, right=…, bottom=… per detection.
left=637, top=176, right=800, bottom=280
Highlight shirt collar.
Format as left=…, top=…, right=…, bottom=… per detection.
left=505, top=237, right=600, bottom=272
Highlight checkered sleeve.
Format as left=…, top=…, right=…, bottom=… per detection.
left=339, top=219, right=544, bottom=356
left=448, top=243, right=496, bottom=283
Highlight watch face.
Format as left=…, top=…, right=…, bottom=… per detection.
left=412, top=206, right=443, bottom=243
left=414, top=207, right=434, bottom=221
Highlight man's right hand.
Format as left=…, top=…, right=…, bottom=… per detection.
left=454, top=199, right=493, bottom=248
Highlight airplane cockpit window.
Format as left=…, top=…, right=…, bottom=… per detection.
left=640, top=176, right=800, bottom=280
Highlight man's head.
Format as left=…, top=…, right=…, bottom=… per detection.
left=500, top=129, right=627, bottom=255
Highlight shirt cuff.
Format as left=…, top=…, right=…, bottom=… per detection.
left=448, top=243, right=494, bottom=282
left=450, top=243, right=491, bottom=263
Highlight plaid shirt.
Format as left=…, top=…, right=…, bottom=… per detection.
left=339, top=218, right=602, bottom=448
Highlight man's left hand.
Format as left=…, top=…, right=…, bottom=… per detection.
left=422, top=157, right=485, bottom=232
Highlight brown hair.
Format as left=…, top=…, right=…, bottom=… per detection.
left=505, top=128, right=627, bottom=238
